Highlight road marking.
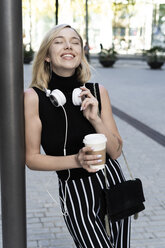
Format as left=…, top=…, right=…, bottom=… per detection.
left=112, top=105, right=165, bottom=147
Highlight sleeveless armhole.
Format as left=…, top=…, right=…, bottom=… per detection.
left=32, top=86, right=43, bottom=120
left=85, top=82, right=102, bottom=113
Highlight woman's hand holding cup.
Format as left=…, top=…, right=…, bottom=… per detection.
left=77, top=146, right=103, bottom=173
left=77, top=133, right=107, bottom=173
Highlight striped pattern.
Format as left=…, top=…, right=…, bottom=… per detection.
left=58, top=158, right=131, bottom=248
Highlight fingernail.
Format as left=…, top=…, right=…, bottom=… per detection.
left=80, top=106, right=83, bottom=111
left=98, top=159, right=102, bottom=163
left=97, top=155, right=102, bottom=158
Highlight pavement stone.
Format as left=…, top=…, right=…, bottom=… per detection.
left=0, top=58, right=165, bottom=247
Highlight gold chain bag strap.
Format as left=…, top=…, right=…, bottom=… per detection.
left=93, top=83, right=145, bottom=224
left=121, top=151, right=139, bottom=219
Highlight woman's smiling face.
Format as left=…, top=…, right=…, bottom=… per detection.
left=45, top=27, right=82, bottom=77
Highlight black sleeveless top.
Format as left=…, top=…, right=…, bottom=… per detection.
left=33, top=71, right=101, bottom=180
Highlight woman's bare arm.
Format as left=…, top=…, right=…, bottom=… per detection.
left=24, top=88, right=80, bottom=171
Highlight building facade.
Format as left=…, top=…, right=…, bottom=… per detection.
left=22, top=0, right=165, bottom=54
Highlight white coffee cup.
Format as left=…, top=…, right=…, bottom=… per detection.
left=83, top=133, right=107, bottom=170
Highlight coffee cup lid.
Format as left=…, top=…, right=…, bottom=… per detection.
left=83, top=133, right=107, bottom=145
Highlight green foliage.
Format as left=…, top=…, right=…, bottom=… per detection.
left=145, top=46, right=165, bottom=54
left=24, top=46, right=34, bottom=56
left=99, top=47, right=118, bottom=61
left=98, top=47, right=118, bottom=67
left=159, top=4, right=165, bottom=25
left=23, top=44, right=34, bottom=63
left=143, top=46, right=165, bottom=63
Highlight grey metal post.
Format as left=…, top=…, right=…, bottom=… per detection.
left=0, top=0, right=27, bottom=247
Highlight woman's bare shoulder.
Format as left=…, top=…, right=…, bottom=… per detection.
left=24, top=88, right=38, bottom=104
left=24, top=88, right=39, bottom=115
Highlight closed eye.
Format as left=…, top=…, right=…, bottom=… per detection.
left=72, top=42, right=80, bottom=45
left=54, top=41, right=63, bottom=44
left=71, top=37, right=80, bottom=45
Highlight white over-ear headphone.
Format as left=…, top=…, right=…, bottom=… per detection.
left=44, top=88, right=82, bottom=107
left=44, top=87, right=82, bottom=215
left=44, top=87, right=83, bottom=157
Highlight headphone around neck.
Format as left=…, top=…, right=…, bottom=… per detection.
left=44, top=86, right=82, bottom=215
left=44, top=88, right=82, bottom=107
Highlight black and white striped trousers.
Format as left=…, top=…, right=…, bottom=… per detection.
left=59, top=158, right=131, bottom=248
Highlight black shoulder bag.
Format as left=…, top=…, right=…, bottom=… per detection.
left=104, top=151, right=145, bottom=224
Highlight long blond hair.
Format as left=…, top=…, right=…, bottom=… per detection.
left=30, top=24, right=91, bottom=89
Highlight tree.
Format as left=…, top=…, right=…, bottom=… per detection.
left=55, top=0, right=59, bottom=24
left=85, top=0, right=89, bottom=44
left=112, top=0, right=136, bottom=50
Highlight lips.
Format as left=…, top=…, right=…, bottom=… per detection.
left=61, top=53, right=75, bottom=58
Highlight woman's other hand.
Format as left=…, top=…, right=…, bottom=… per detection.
left=79, top=86, right=100, bottom=123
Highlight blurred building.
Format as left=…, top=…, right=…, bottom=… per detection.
left=110, top=0, right=165, bottom=54
left=22, top=0, right=165, bottom=54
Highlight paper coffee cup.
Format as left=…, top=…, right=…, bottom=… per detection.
left=83, top=133, right=107, bottom=170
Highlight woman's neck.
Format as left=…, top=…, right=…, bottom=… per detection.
left=48, top=70, right=81, bottom=91
left=52, top=68, right=76, bottom=77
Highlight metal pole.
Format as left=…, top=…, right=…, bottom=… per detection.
left=55, top=0, right=59, bottom=25
left=0, top=0, right=27, bottom=247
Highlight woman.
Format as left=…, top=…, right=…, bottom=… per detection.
left=24, top=24, right=131, bottom=248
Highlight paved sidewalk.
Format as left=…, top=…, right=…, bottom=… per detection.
left=1, top=59, right=165, bottom=248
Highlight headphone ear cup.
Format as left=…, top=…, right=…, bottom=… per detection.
left=50, top=89, right=66, bottom=107
left=72, top=88, right=82, bottom=106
